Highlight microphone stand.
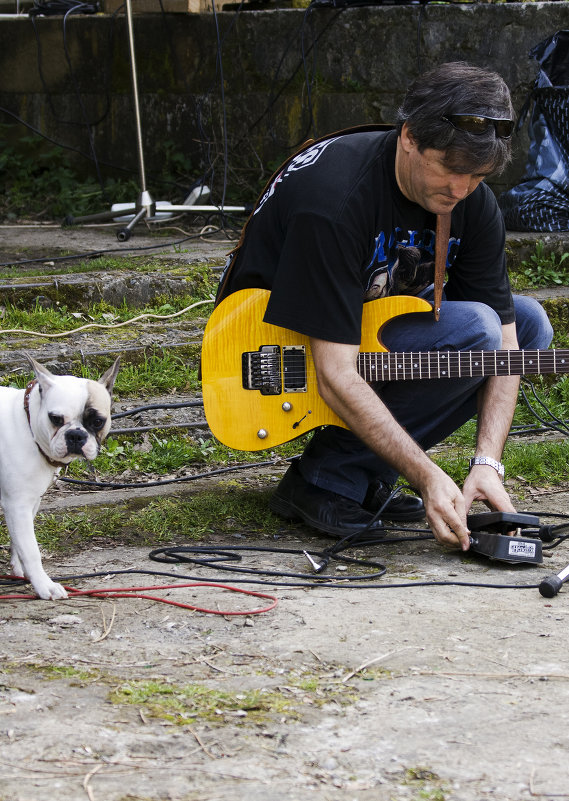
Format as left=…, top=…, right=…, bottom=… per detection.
left=64, top=0, right=246, bottom=241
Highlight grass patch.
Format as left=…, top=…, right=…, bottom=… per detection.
left=0, top=662, right=102, bottom=687
left=0, top=505, right=130, bottom=551
left=436, top=377, right=569, bottom=486
left=127, top=489, right=280, bottom=540
left=510, top=240, right=569, bottom=289
left=404, top=767, right=448, bottom=801
left=66, top=431, right=308, bottom=478
left=503, top=438, right=569, bottom=484
left=433, top=437, right=569, bottom=489
left=1, top=350, right=203, bottom=397
left=110, top=669, right=358, bottom=726
left=0, top=256, right=223, bottom=281
left=110, top=351, right=202, bottom=397
left=0, top=487, right=283, bottom=552
left=0, top=133, right=141, bottom=221
left=31, top=664, right=99, bottom=683
left=0, top=293, right=215, bottom=335
left=110, top=680, right=293, bottom=725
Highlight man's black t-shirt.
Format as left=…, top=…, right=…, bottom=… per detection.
left=223, top=129, right=514, bottom=345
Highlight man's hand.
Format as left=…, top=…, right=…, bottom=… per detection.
left=419, top=466, right=471, bottom=551
left=462, top=463, right=517, bottom=516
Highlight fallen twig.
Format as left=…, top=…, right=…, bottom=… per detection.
left=92, top=603, right=117, bottom=643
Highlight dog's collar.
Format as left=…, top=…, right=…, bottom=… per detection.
left=24, top=379, right=68, bottom=469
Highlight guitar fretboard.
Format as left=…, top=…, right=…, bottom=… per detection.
left=357, top=349, right=569, bottom=382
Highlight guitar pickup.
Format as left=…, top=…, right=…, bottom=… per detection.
left=242, top=345, right=307, bottom=395
left=282, top=346, right=307, bottom=392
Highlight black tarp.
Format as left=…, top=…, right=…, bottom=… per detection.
left=499, top=30, right=569, bottom=232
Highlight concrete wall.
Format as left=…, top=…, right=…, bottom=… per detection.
left=1, top=3, right=569, bottom=202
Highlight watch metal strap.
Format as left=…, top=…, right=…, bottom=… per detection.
left=469, top=456, right=505, bottom=481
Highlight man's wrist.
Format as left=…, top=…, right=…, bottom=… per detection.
left=468, top=456, right=505, bottom=483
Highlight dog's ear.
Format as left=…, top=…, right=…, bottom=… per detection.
left=24, top=353, right=57, bottom=389
left=98, top=357, right=121, bottom=395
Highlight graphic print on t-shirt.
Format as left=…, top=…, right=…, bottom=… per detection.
left=254, top=137, right=341, bottom=216
left=365, top=245, right=435, bottom=300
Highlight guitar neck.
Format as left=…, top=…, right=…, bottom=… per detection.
left=357, top=349, right=569, bottom=381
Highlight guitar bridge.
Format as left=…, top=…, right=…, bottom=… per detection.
left=242, top=345, right=307, bottom=395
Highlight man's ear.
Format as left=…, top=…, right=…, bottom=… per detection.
left=399, top=122, right=417, bottom=154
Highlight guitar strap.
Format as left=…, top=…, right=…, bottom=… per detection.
left=433, top=212, right=451, bottom=322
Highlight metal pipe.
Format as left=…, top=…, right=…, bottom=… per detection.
left=125, top=0, right=149, bottom=197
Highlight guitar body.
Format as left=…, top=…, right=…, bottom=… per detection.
left=201, top=288, right=433, bottom=451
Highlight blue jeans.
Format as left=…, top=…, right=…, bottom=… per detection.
left=298, top=295, right=554, bottom=503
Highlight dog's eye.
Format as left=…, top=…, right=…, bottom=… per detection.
left=48, top=413, right=64, bottom=428
left=85, top=411, right=106, bottom=431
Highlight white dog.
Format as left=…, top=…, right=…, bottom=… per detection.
left=3, top=355, right=120, bottom=600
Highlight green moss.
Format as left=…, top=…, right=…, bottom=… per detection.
left=0, top=485, right=285, bottom=552
left=110, top=679, right=293, bottom=725
left=110, top=667, right=358, bottom=726
left=543, top=298, right=569, bottom=346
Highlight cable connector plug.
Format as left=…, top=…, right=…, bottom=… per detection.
left=538, top=524, right=557, bottom=543
left=303, top=550, right=329, bottom=574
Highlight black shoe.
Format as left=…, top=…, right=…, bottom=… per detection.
left=363, top=478, right=425, bottom=522
left=270, top=460, right=384, bottom=538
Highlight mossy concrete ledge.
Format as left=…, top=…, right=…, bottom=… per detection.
left=0, top=271, right=208, bottom=308
left=506, top=231, right=569, bottom=274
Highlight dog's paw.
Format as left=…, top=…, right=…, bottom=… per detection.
left=33, top=577, right=68, bottom=601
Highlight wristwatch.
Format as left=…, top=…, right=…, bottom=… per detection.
left=469, top=456, right=505, bottom=482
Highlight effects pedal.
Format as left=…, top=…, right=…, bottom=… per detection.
left=467, top=511, right=542, bottom=565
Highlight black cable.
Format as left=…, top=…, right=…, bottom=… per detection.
left=299, top=5, right=319, bottom=141
left=29, top=0, right=99, bottom=16
left=519, top=378, right=569, bottom=437
left=182, top=2, right=247, bottom=207
left=0, top=563, right=543, bottom=592
left=210, top=0, right=229, bottom=212
left=0, top=105, right=198, bottom=196
left=5, top=505, right=569, bottom=592
left=416, top=1, right=426, bottom=74
left=107, top=396, right=569, bottom=440
left=247, top=5, right=346, bottom=151
left=28, top=1, right=112, bottom=202
left=111, top=400, right=204, bottom=420
left=56, top=458, right=282, bottom=489
left=142, top=508, right=568, bottom=589
left=3, top=501, right=565, bottom=593
left=149, top=544, right=387, bottom=582
left=301, top=484, right=403, bottom=573
left=0, top=225, right=230, bottom=268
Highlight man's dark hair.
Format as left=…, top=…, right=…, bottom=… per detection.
left=396, top=62, right=515, bottom=175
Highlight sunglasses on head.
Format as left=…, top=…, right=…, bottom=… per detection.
left=442, top=114, right=515, bottom=139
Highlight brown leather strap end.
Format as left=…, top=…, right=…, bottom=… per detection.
left=434, top=213, right=451, bottom=322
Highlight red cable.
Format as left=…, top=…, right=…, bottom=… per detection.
left=0, top=577, right=278, bottom=616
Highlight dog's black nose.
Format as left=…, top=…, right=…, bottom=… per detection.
left=65, top=428, right=88, bottom=454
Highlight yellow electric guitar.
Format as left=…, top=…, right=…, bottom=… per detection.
left=201, top=288, right=567, bottom=451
